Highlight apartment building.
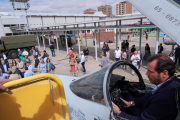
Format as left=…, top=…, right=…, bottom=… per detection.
left=116, top=1, right=132, bottom=15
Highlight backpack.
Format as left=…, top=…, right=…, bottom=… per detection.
left=52, top=64, right=56, bottom=71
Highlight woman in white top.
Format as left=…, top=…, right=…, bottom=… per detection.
left=169, top=52, right=175, bottom=62
left=131, top=51, right=140, bottom=76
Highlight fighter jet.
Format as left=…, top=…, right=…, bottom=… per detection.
left=0, top=0, right=180, bottom=119
left=0, top=61, right=155, bottom=120
left=59, top=61, right=155, bottom=120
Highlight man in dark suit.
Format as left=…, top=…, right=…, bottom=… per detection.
left=158, top=43, right=164, bottom=53
left=113, top=54, right=179, bottom=120
left=1, top=60, right=9, bottom=73
left=1, top=52, right=8, bottom=64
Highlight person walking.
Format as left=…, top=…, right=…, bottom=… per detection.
left=131, top=51, right=140, bottom=76
left=38, top=59, right=46, bottom=73
left=125, top=40, right=129, bottom=49
left=158, top=43, right=164, bottom=53
left=138, top=50, right=143, bottom=70
left=66, top=48, right=73, bottom=59
left=34, top=55, right=39, bottom=68
left=102, top=44, right=106, bottom=56
left=130, top=45, right=136, bottom=56
left=83, top=47, right=89, bottom=62
left=163, top=34, right=166, bottom=42
left=122, top=49, right=127, bottom=69
left=74, top=52, right=80, bottom=73
left=46, top=58, right=53, bottom=73
left=144, top=43, right=151, bottom=60
left=106, top=44, right=110, bottom=59
left=99, top=54, right=109, bottom=68
left=35, top=46, right=39, bottom=55
left=127, top=35, right=130, bottom=41
left=114, top=47, right=122, bottom=61
left=145, top=33, right=148, bottom=40
left=69, top=54, right=76, bottom=76
left=126, top=47, right=130, bottom=60
left=80, top=51, right=86, bottom=73
left=62, top=39, right=65, bottom=48
left=50, top=43, right=55, bottom=57
left=121, top=40, right=126, bottom=50
left=129, top=34, right=132, bottom=42
left=32, top=47, right=36, bottom=56
left=17, top=57, right=24, bottom=78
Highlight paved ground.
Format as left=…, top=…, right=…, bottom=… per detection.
left=32, top=34, right=179, bottom=84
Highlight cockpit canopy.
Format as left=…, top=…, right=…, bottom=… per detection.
left=70, top=61, right=146, bottom=106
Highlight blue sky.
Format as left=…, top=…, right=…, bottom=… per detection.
left=0, top=0, right=137, bottom=14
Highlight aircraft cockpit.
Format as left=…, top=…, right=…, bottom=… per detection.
left=69, top=61, right=154, bottom=119
left=107, top=61, right=153, bottom=119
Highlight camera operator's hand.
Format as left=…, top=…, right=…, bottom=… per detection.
left=0, top=79, right=12, bottom=91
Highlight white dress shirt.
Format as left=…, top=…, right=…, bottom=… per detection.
left=131, top=54, right=140, bottom=63
left=114, top=50, right=122, bottom=58
left=80, top=55, right=85, bottom=63
left=3, top=64, right=7, bottom=73
left=22, top=51, right=29, bottom=56
left=3, top=55, right=7, bottom=60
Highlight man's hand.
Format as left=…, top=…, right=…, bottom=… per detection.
left=0, top=79, right=12, bottom=91
left=120, top=98, right=134, bottom=108
left=112, top=102, right=121, bottom=115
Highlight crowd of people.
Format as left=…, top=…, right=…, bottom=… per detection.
left=0, top=46, right=56, bottom=80
left=0, top=34, right=179, bottom=80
